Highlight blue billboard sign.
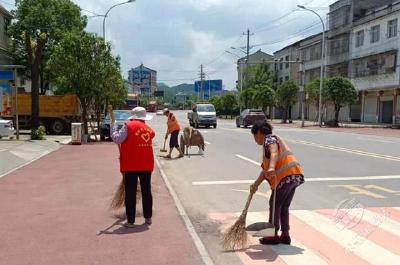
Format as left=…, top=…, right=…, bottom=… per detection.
left=194, top=80, right=222, bottom=93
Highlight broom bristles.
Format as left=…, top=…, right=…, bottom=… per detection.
left=110, top=175, right=141, bottom=209
left=221, top=212, right=249, bottom=250
left=221, top=193, right=254, bottom=250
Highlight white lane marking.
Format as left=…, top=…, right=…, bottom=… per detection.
left=192, top=175, right=400, bottom=185
left=235, top=154, right=260, bottom=166
left=155, top=159, right=215, bottom=265
left=356, top=137, right=394, bottom=144
left=248, top=212, right=331, bottom=265
left=291, top=210, right=400, bottom=265
left=205, top=141, right=211, bottom=145
left=286, top=139, right=400, bottom=162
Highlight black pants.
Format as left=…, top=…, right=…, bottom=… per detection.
left=124, top=171, right=153, bottom=224
left=169, top=130, right=180, bottom=148
left=269, top=181, right=298, bottom=233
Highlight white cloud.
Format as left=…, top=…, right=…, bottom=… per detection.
left=5, top=0, right=337, bottom=88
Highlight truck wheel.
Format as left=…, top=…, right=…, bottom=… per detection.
left=51, top=119, right=66, bottom=135
left=100, top=135, right=106, bottom=141
left=213, top=124, right=217, bottom=129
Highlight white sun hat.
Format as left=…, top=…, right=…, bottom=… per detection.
left=129, top=107, right=153, bottom=121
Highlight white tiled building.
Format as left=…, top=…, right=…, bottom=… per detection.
left=349, top=2, right=400, bottom=124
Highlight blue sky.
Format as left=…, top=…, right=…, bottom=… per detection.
left=2, top=0, right=336, bottom=89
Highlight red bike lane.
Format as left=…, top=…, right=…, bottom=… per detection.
left=0, top=143, right=204, bottom=265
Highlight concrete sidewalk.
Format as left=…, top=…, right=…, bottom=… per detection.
left=0, top=143, right=204, bottom=265
left=0, top=136, right=69, bottom=177
left=271, top=119, right=400, bottom=138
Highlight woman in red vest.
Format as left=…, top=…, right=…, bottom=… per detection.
left=111, top=106, right=155, bottom=228
left=250, top=120, right=304, bottom=245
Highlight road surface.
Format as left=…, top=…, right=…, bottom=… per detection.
left=150, top=111, right=400, bottom=265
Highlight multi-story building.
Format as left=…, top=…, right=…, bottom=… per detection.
left=350, top=1, right=400, bottom=124
left=0, top=5, right=13, bottom=65
left=128, top=64, right=157, bottom=97
left=298, top=32, right=325, bottom=121
left=274, top=42, right=300, bottom=85
left=237, top=49, right=273, bottom=88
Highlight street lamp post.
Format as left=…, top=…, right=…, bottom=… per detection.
left=103, top=0, right=136, bottom=39
left=297, top=5, right=326, bottom=126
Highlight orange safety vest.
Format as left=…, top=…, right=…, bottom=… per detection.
left=261, top=136, right=304, bottom=189
left=167, top=113, right=181, bottom=133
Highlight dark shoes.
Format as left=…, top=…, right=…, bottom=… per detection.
left=280, top=235, right=291, bottom=245
left=259, top=236, right=280, bottom=245
left=259, top=235, right=291, bottom=245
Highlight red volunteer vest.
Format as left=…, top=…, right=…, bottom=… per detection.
left=120, top=120, right=155, bottom=172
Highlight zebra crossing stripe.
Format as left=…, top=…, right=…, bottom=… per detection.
left=291, top=210, right=400, bottom=265
left=248, top=212, right=331, bottom=265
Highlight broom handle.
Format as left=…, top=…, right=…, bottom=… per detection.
left=243, top=192, right=254, bottom=213
left=271, top=176, right=277, bottom=226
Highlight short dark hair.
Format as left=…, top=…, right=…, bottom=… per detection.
left=251, top=120, right=273, bottom=135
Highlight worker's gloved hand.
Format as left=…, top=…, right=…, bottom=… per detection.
left=264, top=169, right=276, bottom=180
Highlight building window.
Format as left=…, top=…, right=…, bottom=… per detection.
left=279, top=58, right=283, bottom=70
left=388, top=19, right=398, bottom=38
left=285, top=76, right=289, bottom=81
left=370, top=25, right=380, bottom=43
left=285, top=56, right=290, bottom=68
left=355, top=30, right=364, bottom=47
left=279, top=77, right=283, bottom=84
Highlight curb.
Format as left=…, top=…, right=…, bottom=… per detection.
left=155, top=158, right=215, bottom=265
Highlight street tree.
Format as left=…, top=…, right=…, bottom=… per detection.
left=48, top=31, right=124, bottom=135
left=306, top=78, right=328, bottom=121
left=221, top=94, right=238, bottom=117
left=209, top=96, right=223, bottom=115
left=240, top=88, right=256, bottom=109
left=10, top=0, right=86, bottom=130
left=325, top=77, right=358, bottom=127
left=252, top=84, right=275, bottom=118
left=276, top=80, right=299, bottom=123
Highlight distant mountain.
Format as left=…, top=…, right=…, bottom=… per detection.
left=157, top=83, right=195, bottom=95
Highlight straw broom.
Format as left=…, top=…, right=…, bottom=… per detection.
left=221, top=191, right=255, bottom=250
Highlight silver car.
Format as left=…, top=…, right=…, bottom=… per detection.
left=0, top=118, right=15, bottom=139
left=100, top=110, right=132, bottom=141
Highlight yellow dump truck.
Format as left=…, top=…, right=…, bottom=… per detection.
left=2, top=93, right=80, bottom=134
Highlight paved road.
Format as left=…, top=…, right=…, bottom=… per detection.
left=150, top=111, right=400, bottom=265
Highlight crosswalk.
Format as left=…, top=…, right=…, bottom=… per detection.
left=209, top=207, right=400, bottom=265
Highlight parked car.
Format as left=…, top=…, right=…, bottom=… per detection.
left=0, top=118, right=15, bottom=139
left=100, top=110, right=132, bottom=141
left=236, top=109, right=267, bottom=128
left=188, top=103, right=217, bottom=128
left=156, top=110, right=164, bottom=116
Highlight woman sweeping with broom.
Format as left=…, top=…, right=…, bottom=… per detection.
left=222, top=120, right=304, bottom=249
left=250, top=120, right=304, bottom=245
left=110, top=105, right=155, bottom=228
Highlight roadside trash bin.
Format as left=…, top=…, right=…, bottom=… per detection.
left=71, top=123, right=83, bottom=145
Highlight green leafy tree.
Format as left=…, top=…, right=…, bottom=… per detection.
left=244, top=62, right=275, bottom=89
left=252, top=84, right=275, bottom=117
left=325, top=77, right=358, bottom=127
left=276, top=80, right=299, bottom=123
left=306, top=78, right=328, bottom=121
left=10, top=0, right=86, bottom=130
left=48, top=31, right=123, bottom=135
left=209, top=96, right=223, bottom=115
left=240, top=88, right=256, bottom=109
left=221, top=94, right=238, bottom=117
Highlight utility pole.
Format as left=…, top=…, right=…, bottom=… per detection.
left=200, top=64, right=204, bottom=101
left=246, top=29, right=250, bottom=62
